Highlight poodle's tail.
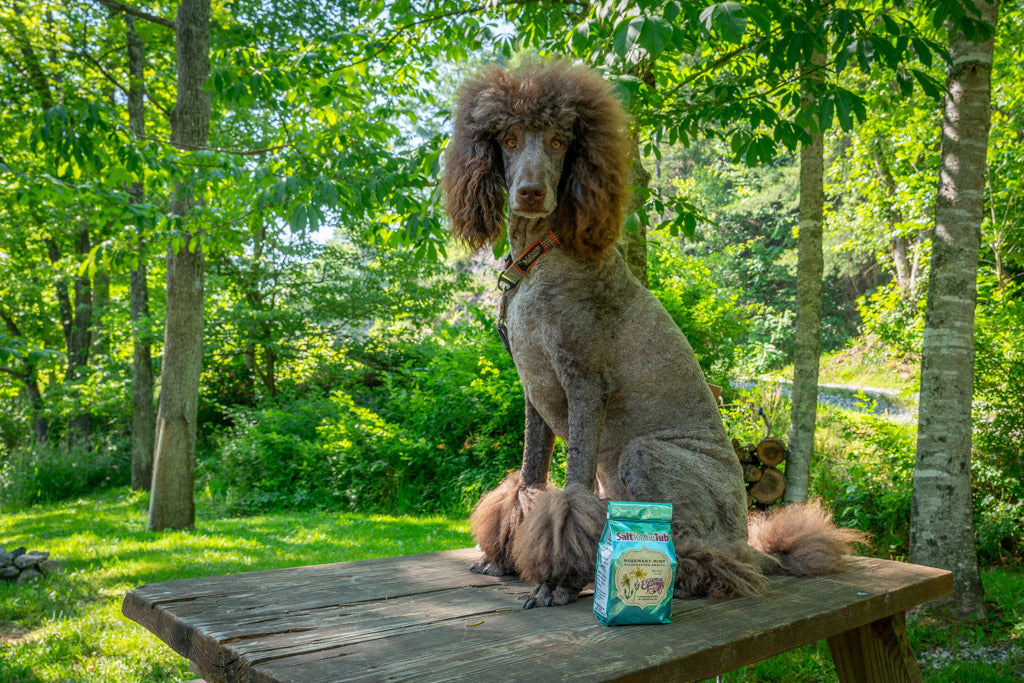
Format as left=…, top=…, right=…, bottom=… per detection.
left=747, top=499, right=868, bottom=577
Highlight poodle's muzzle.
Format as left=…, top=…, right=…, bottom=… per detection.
left=500, top=130, right=569, bottom=219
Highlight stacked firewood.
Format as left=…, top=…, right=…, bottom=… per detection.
left=732, top=436, right=787, bottom=507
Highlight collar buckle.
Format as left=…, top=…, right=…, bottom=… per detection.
left=496, top=231, right=560, bottom=293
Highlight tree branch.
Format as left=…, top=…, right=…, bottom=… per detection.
left=0, top=365, right=29, bottom=380
left=64, top=45, right=174, bottom=119
left=93, top=0, right=175, bottom=30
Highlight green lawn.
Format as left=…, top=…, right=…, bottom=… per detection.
left=2, top=488, right=1022, bottom=682
left=0, top=488, right=472, bottom=682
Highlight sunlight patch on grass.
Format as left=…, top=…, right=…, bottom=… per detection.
left=0, top=487, right=472, bottom=682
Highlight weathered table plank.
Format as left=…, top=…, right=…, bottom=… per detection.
left=123, top=549, right=951, bottom=683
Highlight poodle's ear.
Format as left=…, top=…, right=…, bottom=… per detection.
left=556, top=71, right=632, bottom=260
left=443, top=82, right=506, bottom=252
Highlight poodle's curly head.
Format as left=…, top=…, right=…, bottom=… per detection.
left=443, top=60, right=632, bottom=259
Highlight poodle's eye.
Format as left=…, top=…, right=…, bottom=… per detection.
left=550, top=139, right=564, bottom=150
left=504, top=137, right=517, bottom=149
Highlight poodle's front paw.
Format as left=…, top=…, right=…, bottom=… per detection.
left=522, top=583, right=581, bottom=608
left=470, top=471, right=545, bottom=576
left=469, top=555, right=513, bottom=577
left=511, top=483, right=604, bottom=607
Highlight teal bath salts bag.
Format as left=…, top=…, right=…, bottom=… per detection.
left=593, top=501, right=676, bottom=625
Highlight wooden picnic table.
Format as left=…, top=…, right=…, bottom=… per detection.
left=123, top=547, right=951, bottom=682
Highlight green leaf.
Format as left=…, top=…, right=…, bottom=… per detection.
left=638, top=16, right=674, bottom=59
left=911, top=37, right=933, bottom=68
left=700, top=2, right=748, bottom=44
left=819, top=94, right=834, bottom=131
left=289, top=204, right=308, bottom=233
left=911, top=69, right=944, bottom=100
left=745, top=3, right=772, bottom=34
left=570, top=20, right=592, bottom=54
left=895, top=68, right=914, bottom=97
left=623, top=212, right=641, bottom=235
left=835, top=90, right=853, bottom=130
left=612, top=16, right=645, bottom=58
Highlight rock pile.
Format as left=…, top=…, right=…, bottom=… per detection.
left=0, top=546, right=62, bottom=584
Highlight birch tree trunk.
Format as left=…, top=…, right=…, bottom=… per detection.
left=148, top=0, right=210, bottom=531
left=909, top=0, right=999, bottom=619
left=126, top=15, right=156, bottom=491
left=785, top=49, right=826, bottom=503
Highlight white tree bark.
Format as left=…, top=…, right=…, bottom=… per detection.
left=785, top=49, right=827, bottom=503
left=909, top=0, right=999, bottom=619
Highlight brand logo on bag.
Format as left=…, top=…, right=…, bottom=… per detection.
left=614, top=532, right=671, bottom=542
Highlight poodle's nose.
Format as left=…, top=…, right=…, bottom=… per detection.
left=517, top=183, right=546, bottom=201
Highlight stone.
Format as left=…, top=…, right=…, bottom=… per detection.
left=14, top=552, right=47, bottom=569
left=38, top=559, right=62, bottom=575
left=10, top=547, right=26, bottom=559
left=16, top=567, right=42, bottom=584
left=0, top=566, right=19, bottom=580
left=0, top=549, right=12, bottom=568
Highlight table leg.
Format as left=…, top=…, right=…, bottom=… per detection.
left=826, top=612, right=922, bottom=683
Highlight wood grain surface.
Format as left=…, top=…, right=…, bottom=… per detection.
left=123, top=549, right=951, bottom=682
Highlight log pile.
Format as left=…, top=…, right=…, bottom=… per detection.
left=733, top=436, right=788, bottom=508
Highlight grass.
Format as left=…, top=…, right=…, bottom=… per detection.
left=0, top=488, right=472, bottom=682
left=2, top=488, right=1022, bottom=682
left=764, top=341, right=920, bottom=395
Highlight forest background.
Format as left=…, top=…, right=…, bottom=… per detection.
left=0, top=0, right=1022, bottom=679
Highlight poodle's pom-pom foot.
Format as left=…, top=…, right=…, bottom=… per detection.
left=673, top=539, right=770, bottom=599
left=748, top=499, right=868, bottom=577
left=469, top=471, right=546, bottom=576
left=511, top=482, right=605, bottom=606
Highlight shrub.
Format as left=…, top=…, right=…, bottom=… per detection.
left=0, top=438, right=129, bottom=507
left=972, top=280, right=1024, bottom=564
left=811, top=400, right=1024, bottom=565
left=331, top=321, right=525, bottom=513
left=810, top=407, right=916, bottom=559
left=203, top=317, right=528, bottom=515
left=648, top=247, right=751, bottom=385
left=857, top=280, right=925, bottom=360
left=199, top=396, right=342, bottom=512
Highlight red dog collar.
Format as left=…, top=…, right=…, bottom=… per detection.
left=497, top=231, right=560, bottom=292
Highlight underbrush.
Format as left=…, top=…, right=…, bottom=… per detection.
left=0, top=437, right=129, bottom=508
left=198, top=319, right=526, bottom=516
left=812, top=404, right=1024, bottom=566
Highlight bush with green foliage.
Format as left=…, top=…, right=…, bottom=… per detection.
left=856, top=279, right=926, bottom=359
left=648, top=245, right=751, bottom=386
left=199, top=396, right=342, bottom=512
left=972, top=280, right=1024, bottom=563
left=0, top=437, right=129, bottom=507
left=811, top=407, right=915, bottom=559
left=811, top=399, right=1024, bottom=566
left=201, top=317, right=526, bottom=515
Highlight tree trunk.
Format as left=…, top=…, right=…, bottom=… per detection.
left=617, top=140, right=651, bottom=288
left=126, top=15, right=155, bottom=491
left=131, top=261, right=156, bottom=490
left=148, top=0, right=211, bottom=531
left=45, top=229, right=93, bottom=444
left=0, top=310, right=49, bottom=443
left=24, top=367, right=48, bottom=443
left=785, top=49, right=826, bottom=504
left=68, top=227, right=94, bottom=443
left=909, top=0, right=998, bottom=620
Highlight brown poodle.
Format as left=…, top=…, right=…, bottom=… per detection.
left=444, top=60, right=863, bottom=608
